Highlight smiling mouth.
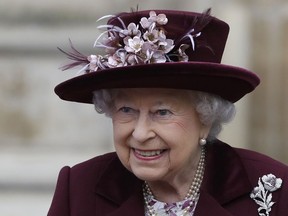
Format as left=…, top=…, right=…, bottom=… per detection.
left=134, top=149, right=166, bottom=157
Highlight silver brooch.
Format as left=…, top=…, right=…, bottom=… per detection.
left=250, top=174, right=282, bottom=216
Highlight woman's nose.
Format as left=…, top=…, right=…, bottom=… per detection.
left=132, top=114, right=156, bottom=143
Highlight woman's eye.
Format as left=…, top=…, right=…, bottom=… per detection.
left=119, top=107, right=133, bottom=113
left=155, top=109, right=172, bottom=116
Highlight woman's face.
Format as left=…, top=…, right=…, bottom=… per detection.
left=111, top=88, right=210, bottom=182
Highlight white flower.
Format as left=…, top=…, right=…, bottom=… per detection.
left=124, top=36, right=144, bottom=53
left=250, top=174, right=282, bottom=216
left=143, top=27, right=160, bottom=43
left=250, top=186, right=261, bottom=199
left=262, top=174, right=282, bottom=192
left=147, top=11, right=157, bottom=22
left=158, top=29, right=167, bottom=40
left=155, top=13, right=168, bottom=25
left=140, top=17, right=153, bottom=29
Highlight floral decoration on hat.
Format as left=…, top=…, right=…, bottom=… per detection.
left=250, top=174, right=282, bottom=216
left=58, top=9, right=211, bottom=75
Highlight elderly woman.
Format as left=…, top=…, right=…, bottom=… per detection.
left=48, top=9, right=288, bottom=216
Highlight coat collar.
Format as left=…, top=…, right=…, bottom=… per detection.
left=95, top=140, right=253, bottom=215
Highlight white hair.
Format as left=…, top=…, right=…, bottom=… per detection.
left=192, top=91, right=236, bottom=141
left=92, top=89, right=235, bottom=141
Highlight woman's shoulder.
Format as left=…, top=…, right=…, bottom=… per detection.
left=215, top=140, right=288, bottom=186
left=73, top=152, right=118, bottom=167
left=212, top=140, right=288, bottom=171
left=209, top=140, right=288, bottom=188
left=234, top=146, right=288, bottom=173
left=67, top=152, right=119, bottom=178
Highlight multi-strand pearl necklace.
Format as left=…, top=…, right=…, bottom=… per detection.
left=143, top=146, right=206, bottom=216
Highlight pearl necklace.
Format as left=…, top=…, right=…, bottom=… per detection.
left=143, top=146, right=205, bottom=216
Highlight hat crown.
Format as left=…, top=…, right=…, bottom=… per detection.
left=108, top=10, right=230, bottom=64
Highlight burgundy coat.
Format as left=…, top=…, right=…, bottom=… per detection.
left=48, top=140, right=288, bottom=216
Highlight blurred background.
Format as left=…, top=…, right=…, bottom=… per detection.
left=0, top=0, right=287, bottom=215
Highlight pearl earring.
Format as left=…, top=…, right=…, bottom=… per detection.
left=199, top=138, right=207, bottom=146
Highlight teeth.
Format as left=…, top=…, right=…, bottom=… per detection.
left=135, top=149, right=164, bottom=157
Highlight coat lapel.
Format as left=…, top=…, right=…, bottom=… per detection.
left=107, top=191, right=145, bottom=216
left=94, top=155, right=145, bottom=215
left=195, top=192, right=234, bottom=216
left=193, top=141, right=253, bottom=215
left=202, top=141, right=252, bottom=204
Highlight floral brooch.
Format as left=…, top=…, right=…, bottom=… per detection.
left=58, top=9, right=211, bottom=75
left=250, top=174, right=282, bottom=216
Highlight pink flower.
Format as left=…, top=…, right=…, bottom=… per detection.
left=158, top=38, right=175, bottom=54
left=107, top=51, right=127, bottom=68
left=140, top=11, right=168, bottom=30
left=126, top=53, right=139, bottom=65
left=148, top=11, right=168, bottom=25
left=87, top=55, right=103, bottom=71
left=120, top=23, right=141, bottom=37
left=145, top=50, right=166, bottom=64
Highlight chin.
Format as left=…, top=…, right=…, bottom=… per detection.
left=131, top=167, right=166, bottom=182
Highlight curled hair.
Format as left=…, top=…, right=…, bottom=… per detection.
left=192, top=91, right=235, bottom=141
left=92, top=89, right=235, bottom=141
left=92, top=89, right=116, bottom=116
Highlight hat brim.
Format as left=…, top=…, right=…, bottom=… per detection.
left=55, top=62, right=260, bottom=104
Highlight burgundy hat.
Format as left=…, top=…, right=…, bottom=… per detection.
left=55, top=9, right=260, bottom=103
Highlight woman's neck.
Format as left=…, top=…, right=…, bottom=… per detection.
left=147, top=179, right=192, bottom=203
left=145, top=148, right=203, bottom=203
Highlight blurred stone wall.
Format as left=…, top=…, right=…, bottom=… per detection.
left=248, top=1, right=288, bottom=164
left=0, top=0, right=287, bottom=215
